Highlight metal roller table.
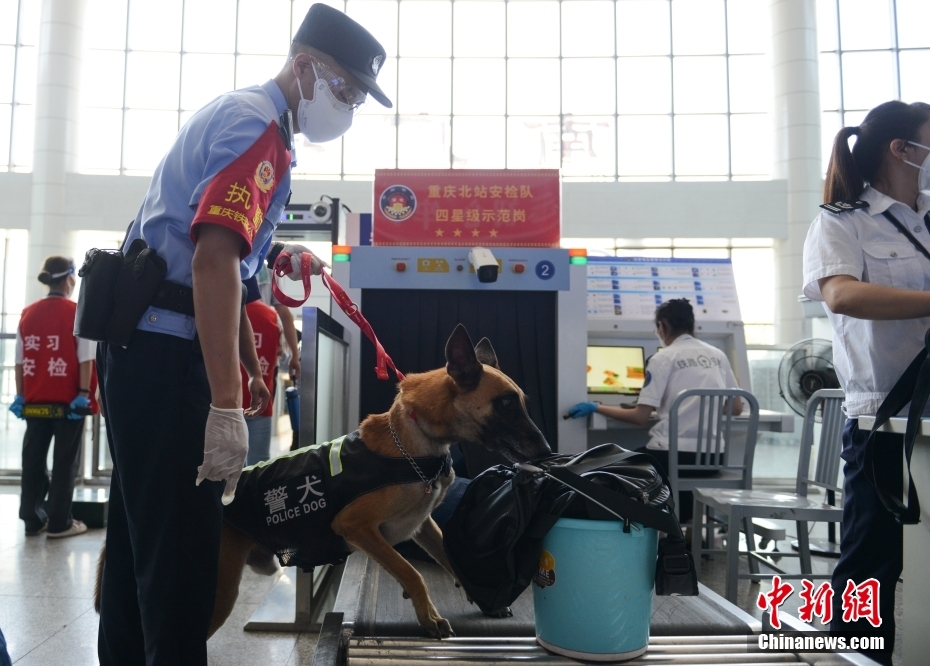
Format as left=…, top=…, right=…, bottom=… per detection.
left=310, top=552, right=877, bottom=666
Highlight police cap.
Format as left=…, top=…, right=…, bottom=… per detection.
left=293, top=3, right=392, bottom=108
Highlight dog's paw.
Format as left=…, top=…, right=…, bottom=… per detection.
left=423, top=617, right=455, bottom=639
left=482, top=607, right=513, bottom=618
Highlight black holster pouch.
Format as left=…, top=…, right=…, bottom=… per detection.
left=74, top=248, right=123, bottom=341
left=655, top=535, right=699, bottom=596
left=105, top=239, right=167, bottom=347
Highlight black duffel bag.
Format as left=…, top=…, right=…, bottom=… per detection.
left=442, top=443, right=697, bottom=615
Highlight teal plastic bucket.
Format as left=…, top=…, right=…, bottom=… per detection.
left=533, top=517, right=658, bottom=661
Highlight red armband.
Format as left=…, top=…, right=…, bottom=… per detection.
left=191, top=122, right=291, bottom=257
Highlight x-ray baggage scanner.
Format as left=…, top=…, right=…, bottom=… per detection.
left=328, top=245, right=589, bottom=457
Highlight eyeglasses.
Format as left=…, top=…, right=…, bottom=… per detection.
left=311, top=58, right=368, bottom=112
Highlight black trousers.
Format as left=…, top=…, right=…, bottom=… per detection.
left=97, top=331, right=223, bottom=666
left=830, top=419, right=900, bottom=665
left=634, top=447, right=717, bottom=523
left=19, top=417, right=84, bottom=533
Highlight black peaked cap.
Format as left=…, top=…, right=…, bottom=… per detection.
left=293, top=3, right=392, bottom=108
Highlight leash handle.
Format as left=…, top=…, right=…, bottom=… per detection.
left=271, top=251, right=312, bottom=308
left=270, top=252, right=405, bottom=383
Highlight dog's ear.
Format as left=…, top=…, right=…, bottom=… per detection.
left=445, top=324, right=483, bottom=389
left=474, top=338, right=500, bottom=370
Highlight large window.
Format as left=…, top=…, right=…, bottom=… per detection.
left=78, top=0, right=772, bottom=180
left=818, top=0, right=930, bottom=171
left=562, top=236, right=775, bottom=344
left=79, top=0, right=316, bottom=176
left=0, top=0, right=40, bottom=172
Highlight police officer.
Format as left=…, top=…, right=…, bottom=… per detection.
left=803, top=100, right=930, bottom=665
left=567, top=299, right=741, bottom=522
left=13, top=256, right=96, bottom=538
left=95, top=5, right=392, bottom=664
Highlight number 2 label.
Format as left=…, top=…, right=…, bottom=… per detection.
left=535, top=260, right=555, bottom=280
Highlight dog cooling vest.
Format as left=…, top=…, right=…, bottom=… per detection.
left=224, top=430, right=452, bottom=569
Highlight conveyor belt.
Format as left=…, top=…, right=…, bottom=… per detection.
left=332, top=552, right=759, bottom=638
left=311, top=552, right=877, bottom=666
left=345, top=636, right=806, bottom=665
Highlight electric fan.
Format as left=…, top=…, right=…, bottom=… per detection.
left=778, top=338, right=839, bottom=418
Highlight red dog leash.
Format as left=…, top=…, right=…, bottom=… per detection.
left=271, top=251, right=405, bottom=383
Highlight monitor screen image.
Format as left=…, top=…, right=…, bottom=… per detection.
left=587, top=346, right=646, bottom=394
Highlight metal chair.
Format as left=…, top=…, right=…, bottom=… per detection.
left=691, top=388, right=845, bottom=603
left=667, top=388, right=761, bottom=522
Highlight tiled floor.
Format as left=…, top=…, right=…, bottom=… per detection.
left=0, top=485, right=901, bottom=665
left=0, top=487, right=318, bottom=665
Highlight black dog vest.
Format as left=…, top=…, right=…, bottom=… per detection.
left=224, top=430, right=452, bottom=569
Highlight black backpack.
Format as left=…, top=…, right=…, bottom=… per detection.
left=442, top=443, right=697, bottom=615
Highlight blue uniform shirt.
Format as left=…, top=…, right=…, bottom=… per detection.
left=129, top=80, right=293, bottom=339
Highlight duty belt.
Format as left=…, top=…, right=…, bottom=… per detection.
left=150, top=281, right=195, bottom=317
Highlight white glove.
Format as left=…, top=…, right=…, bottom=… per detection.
left=196, top=405, right=249, bottom=506
left=281, top=244, right=328, bottom=279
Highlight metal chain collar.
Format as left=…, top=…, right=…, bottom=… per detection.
left=388, top=422, right=443, bottom=494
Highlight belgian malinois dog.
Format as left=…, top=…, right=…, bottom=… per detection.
left=95, top=324, right=550, bottom=638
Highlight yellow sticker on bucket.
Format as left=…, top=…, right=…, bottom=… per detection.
left=534, top=549, right=556, bottom=588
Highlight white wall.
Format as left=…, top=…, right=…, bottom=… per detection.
left=0, top=172, right=788, bottom=240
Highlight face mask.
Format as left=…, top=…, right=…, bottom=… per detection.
left=904, top=141, right=930, bottom=191
left=296, top=63, right=354, bottom=144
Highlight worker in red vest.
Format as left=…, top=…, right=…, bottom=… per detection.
left=241, top=286, right=284, bottom=465
left=11, top=256, right=98, bottom=538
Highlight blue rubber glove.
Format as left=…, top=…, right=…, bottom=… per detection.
left=68, top=395, right=90, bottom=420
left=9, top=395, right=24, bottom=420
left=568, top=402, right=599, bottom=419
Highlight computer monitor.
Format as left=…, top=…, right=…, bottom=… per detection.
left=587, top=345, right=646, bottom=395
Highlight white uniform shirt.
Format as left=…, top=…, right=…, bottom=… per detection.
left=803, top=185, right=930, bottom=418
left=637, top=334, right=740, bottom=451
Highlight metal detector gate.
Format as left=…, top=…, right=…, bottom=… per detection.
left=244, top=307, right=349, bottom=633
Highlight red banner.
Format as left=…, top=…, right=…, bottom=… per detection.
left=372, top=169, right=560, bottom=247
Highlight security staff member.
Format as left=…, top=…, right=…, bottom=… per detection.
left=13, top=256, right=96, bottom=538
left=256, top=263, right=301, bottom=380
left=803, top=100, right=930, bottom=665
left=241, top=284, right=284, bottom=465
left=568, top=299, right=741, bottom=521
left=95, top=5, right=392, bottom=664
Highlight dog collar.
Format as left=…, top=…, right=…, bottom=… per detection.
left=388, top=422, right=445, bottom=494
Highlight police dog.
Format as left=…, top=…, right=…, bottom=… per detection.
left=95, top=324, right=550, bottom=639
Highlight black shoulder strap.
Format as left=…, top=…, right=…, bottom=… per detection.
left=880, top=210, right=930, bottom=263
left=561, top=444, right=643, bottom=475
left=545, top=465, right=683, bottom=537
left=863, top=329, right=930, bottom=524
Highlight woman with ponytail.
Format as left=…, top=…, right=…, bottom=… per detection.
left=803, top=100, right=930, bottom=664
left=12, top=256, right=98, bottom=539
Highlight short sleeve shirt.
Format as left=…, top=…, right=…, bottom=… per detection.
left=802, top=186, right=930, bottom=417
left=127, top=80, right=293, bottom=339
left=636, top=334, right=740, bottom=451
